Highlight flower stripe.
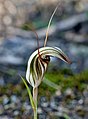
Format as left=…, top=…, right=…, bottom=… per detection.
left=26, top=47, right=71, bottom=88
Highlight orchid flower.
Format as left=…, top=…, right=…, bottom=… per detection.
left=26, top=47, right=71, bottom=88
left=26, top=4, right=71, bottom=88
left=24, top=4, right=71, bottom=119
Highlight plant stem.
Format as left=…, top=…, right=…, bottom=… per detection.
left=33, top=87, right=38, bottom=119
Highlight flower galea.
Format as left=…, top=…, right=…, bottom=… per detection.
left=26, top=46, right=71, bottom=88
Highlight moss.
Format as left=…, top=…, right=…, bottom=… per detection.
left=39, top=70, right=88, bottom=96
left=0, top=70, right=88, bottom=99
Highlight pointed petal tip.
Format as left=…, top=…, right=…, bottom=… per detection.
left=67, top=59, right=72, bottom=64
left=65, top=56, right=72, bottom=64
left=59, top=52, right=72, bottom=64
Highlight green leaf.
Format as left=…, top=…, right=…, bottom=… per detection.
left=20, top=76, right=35, bottom=109
left=43, top=78, right=60, bottom=90
left=64, top=114, right=70, bottom=119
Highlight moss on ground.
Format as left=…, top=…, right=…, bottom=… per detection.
left=39, top=69, right=88, bottom=96
left=0, top=69, right=88, bottom=99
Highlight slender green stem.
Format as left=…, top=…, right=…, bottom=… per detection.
left=33, top=87, right=38, bottom=119
left=34, top=107, right=37, bottom=119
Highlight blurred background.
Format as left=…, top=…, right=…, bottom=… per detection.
left=0, top=0, right=88, bottom=119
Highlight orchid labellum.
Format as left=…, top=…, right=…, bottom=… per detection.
left=25, top=4, right=71, bottom=119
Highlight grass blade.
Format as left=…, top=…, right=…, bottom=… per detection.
left=43, top=78, right=60, bottom=90
left=20, top=76, right=35, bottom=109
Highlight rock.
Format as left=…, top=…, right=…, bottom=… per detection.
left=10, top=95, right=18, bottom=103
left=75, top=105, right=86, bottom=117
left=3, top=95, right=9, bottom=105
left=41, top=101, right=49, bottom=108
left=64, top=88, right=74, bottom=99
left=78, top=99, right=84, bottom=105
left=38, top=113, right=47, bottom=119
left=0, top=85, right=88, bottom=119
left=6, top=26, right=33, bottom=38
left=4, top=0, right=17, bottom=15
left=68, top=99, right=78, bottom=109
left=50, top=97, right=59, bottom=110
left=55, top=89, right=62, bottom=96
left=51, top=95, right=63, bottom=107
left=0, top=36, right=35, bottom=65
left=37, top=107, right=43, bottom=114
left=23, top=102, right=31, bottom=111
left=3, top=15, right=12, bottom=26
left=13, top=110, right=20, bottom=116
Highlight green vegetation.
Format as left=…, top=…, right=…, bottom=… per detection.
left=0, top=69, right=88, bottom=99
left=39, top=69, right=88, bottom=96
left=21, top=20, right=56, bottom=30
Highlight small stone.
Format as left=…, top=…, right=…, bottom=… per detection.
left=37, top=107, right=43, bottom=114
left=4, top=102, right=15, bottom=110
left=4, top=104, right=10, bottom=110
left=11, top=95, right=18, bottom=103
left=64, top=88, right=74, bottom=98
left=69, top=99, right=78, bottom=108
left=38, top=113, right=47, bottom=119
left=50, top=95, right=63, bottom=110
left=13, top=110, right=19, bottom=116
left=3, top=95, right=9, bottom=105
left=40, top=96, right=47, bottom=102
left=23, top=102, right=31, bottom=110
left=3, top=15, right=12, bottom=26
left=26, top=105, right=31, bottom=111
left=76, top=105, right=86, bottom=117
left=78, top=99, right=84, bottom=105
left=9, top=103, right=15, bottom=109
left=50, top=100, right=57, bottom=110
left=41, top=102, right=49, bottom=108
left=40, top=96, right=49, bottom=107
left=55, top=89, right=62, bottom=96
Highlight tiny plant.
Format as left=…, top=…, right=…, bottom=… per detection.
left=21, top=4, right=71, bottom=119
